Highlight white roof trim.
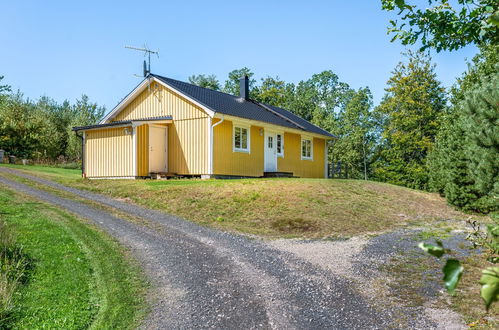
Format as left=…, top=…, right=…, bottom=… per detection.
left=100, top=76, right=215, bottom=124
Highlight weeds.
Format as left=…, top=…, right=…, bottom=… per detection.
left=0, top=221, right=30, bottom=326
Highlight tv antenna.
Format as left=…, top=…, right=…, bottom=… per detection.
left=125, top=45, right=159, bottom=77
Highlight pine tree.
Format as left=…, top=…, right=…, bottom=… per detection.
left=428, top=45, right=498, bottom=212
left=461, top=73, right=498, bottom=211
left=372, top=51, right=446, bottom=189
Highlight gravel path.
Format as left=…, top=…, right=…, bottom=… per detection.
left=0, top=167, right=465, bottom=329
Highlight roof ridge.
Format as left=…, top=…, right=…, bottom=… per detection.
left=151, top=73, right=243, bottom=99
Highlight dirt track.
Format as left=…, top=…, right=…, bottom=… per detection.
left=0, top=167, right=465, bottom=329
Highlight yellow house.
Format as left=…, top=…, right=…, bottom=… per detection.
left=73, top=74, right=335, bottom=179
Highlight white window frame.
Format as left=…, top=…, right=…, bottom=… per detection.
left=276, top=133, right=284, bottom=158
left=233, top=124, right=250, bottom=153
left=301, top=136, right=313, bottom=160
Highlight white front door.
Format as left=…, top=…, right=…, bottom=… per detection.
left=264, top=131, right=277, bottom=172
left=149, top=125, right=168, bottom=173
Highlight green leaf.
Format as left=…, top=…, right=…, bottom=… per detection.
left=419, top=242, right=445, bottom=257
left=442, top=259, right=463, bottom=294
left=394, top=0, right=405, bottom=9
left=489, top=11, right=499, bottom=27
left=479, top=267, right=499, bottom=311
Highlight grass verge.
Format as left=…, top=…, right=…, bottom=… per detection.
left=0, top=185, right=147, bottom=329
left=0, top=164, right=479, bottom=238
left=0, top=220, right=30, bottom=327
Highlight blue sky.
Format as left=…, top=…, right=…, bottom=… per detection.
left=0, top=1, right=477, bottom=113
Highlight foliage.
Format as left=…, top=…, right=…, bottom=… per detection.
left=418, top=241, right=445, bottom=257
left=372, top=51, right=446, bottom=189
left=443, top=259, right=464, bottom=294
left=479, top=267, right=499, bottom=310
left=0, top=83, right=105, bottom=162
left=419, top=217, right=499, bottom=311
left=467, top=218, right=499, bottom=264
left=188, top=74, right=221, bottom=90
left=332, top=88, right=376, bottom=179
left=222, top=67, right=257, bottom=96
left=252, top=76, right=290, bottom=107
left=428, top=45, right=498, bottom=212
left=381, top=0, right=499, bottom=51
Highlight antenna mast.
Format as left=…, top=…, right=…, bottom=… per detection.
left=125, top=45, right=159, bottom=77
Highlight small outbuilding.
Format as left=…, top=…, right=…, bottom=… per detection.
left=73, top=74, right=335, bottom=179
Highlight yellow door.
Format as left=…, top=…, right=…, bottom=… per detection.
left=149, top=125, right=168, bottom=172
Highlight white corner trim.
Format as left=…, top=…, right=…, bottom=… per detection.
left=209, top=115, right=225, bottom=174
left=132, top=126, right=137, bottom=177
left=100, top=76, right=215, bottom=124
left=324, top=139, right=328, bottom=178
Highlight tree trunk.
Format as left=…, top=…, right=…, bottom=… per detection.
left=362, top=136, right=367, bottom=180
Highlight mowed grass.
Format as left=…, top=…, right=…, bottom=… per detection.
left=1, top=164, right=471, bottom=238
left=0, top=185, right=147, bottom=329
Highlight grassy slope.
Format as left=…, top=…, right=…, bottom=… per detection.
left=0, top=184, right=146, bottom=329
left=1, top=164, right=472, bottom=238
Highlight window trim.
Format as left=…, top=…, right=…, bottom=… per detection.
left=301, top=136, right=313, bottom=160
left=276, top=133, right=284, bottom=158
left=233, top=123, right=251, bottom=153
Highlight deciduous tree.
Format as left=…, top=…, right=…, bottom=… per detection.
left=381, top=0, right=499, bottom=51
left=372, top=51, right=446, bottom=189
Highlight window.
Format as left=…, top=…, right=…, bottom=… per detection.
left=276, top=134, right=283, bottom=157
left=268, top=136, right=273, bottom=148
left=234, top=125, right=250, bottom=152
left=301, top=138, right=312, bottom=160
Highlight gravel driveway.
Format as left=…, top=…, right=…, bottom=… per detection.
left=0, top=168, right=465, bottom=329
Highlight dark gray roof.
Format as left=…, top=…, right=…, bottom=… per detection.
left=152, top=74, right=334, bottom=137
left=73, top=116, right=172, bottom=131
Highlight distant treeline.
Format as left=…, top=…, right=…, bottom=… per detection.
left=0, top=85, right=104, bottom=163
left=0, top=45, right=496, bottom=213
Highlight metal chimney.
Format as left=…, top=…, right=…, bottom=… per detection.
left=239, top=75, right=249, bottom=100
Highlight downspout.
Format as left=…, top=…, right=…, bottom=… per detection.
left=210, top=115, right=224, bottom=176
left=75, top=131, right=85, bottom=178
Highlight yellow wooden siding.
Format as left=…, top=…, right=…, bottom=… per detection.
left=111, top=82, right=209, bottom=175
left=213, top=119, right=264, bottom=177
left=169, top=118, right=209, bottom=175
left=136, top=125, right=149, bottom=176
left=113, top=81, right=209, bottom=122
left=85, top=127, right=134, bottom=177
left=277, top=133, right=325, bottom=178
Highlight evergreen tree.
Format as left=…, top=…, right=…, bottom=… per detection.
left=428, top=45, right=498, bottom=212
left=461, top=74, right=498, bottom=211
left=372, top=51, right=446, bottom=189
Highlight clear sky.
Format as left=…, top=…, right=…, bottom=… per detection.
left=0, top=0, right=478, bottom=113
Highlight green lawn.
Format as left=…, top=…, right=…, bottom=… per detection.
left=0, top=184, right=147, bottom=329
left=0, top=164, right=476, bottom=238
